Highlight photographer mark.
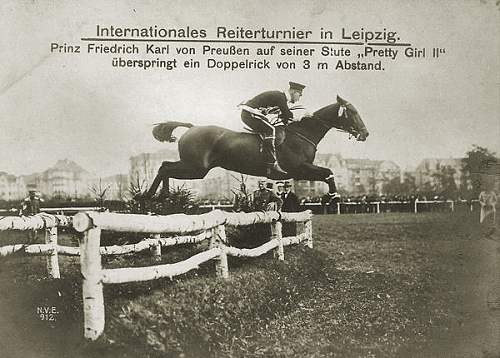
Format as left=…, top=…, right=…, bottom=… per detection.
left=36, top=306, right=59, bottom=322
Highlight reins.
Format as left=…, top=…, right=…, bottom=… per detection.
left=286, top=115, right=350, bottom=150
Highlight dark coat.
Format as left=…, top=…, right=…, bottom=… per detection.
left=281, top=191, right=300, bottom=212
left=253, top=188, right=283, bottom=211
left=244, top=91, right=294, bottom=124
left=20, top=196, right=42, bottom=216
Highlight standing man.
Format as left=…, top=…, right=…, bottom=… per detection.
left=20, top=185, right=44, bottom=243
left=479, top=189, right=497, bottom=225
left=281, top=181, right=300, bottom=212
left=20, top=186, right=43, bottom=216
left=276, top=181, right=285, bottom=197
left=239, top=81, right=308, bottom=176
left=252, top=180, right=283, bottom=211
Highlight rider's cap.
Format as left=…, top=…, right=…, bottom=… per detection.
left=258, top=179, right=266, bottom=184
left=284, top=181, right=292, bottom=187
left=289, top=81, right=306, bottom=92
left=276, top=181, right=284, bottom=187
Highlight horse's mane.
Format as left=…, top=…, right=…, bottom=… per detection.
left=312, top=103, right=338, bottom=118
left=287, top=103, right=338, bottom=130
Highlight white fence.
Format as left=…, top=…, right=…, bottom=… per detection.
left=70, top=209, right=312, bottom=340
left=0, top=213, right=73, bottom=278
left=0, top=213, right=219, bottom=276
left=300, top=199, right=481, bottom=214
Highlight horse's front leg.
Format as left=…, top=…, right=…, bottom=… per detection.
left=290, top=163, right=339, bottom=197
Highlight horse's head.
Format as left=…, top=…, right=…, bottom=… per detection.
left=314, top=95, right=369, bottom=141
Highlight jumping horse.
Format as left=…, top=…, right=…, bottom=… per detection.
left=146, top=95, right=369, bottom=198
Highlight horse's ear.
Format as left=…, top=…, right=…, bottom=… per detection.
left=336, top=95, right=346, bottom=104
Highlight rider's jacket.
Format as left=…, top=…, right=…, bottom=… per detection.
left=244, top=91, right=294, bottom=125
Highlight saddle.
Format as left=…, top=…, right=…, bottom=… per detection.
left=243, top=126, right=286, bottom=147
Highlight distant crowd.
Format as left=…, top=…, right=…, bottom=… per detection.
left=199, top=193, right=480, bottom=207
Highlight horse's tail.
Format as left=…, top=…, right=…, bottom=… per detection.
left=152, top=121, right=194, bottom=142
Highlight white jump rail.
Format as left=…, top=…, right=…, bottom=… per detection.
left=72, top=209, right=313, bottom=341
left=0, top=213, right=72, bottom=278
left=414, top=199, right=454, bottom=213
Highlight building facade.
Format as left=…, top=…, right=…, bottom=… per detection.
left=0, top=172, right=26, bottom=201
left=414, top=158, right=465, bottom=190
left=293, top=154, right=401, bottom=198
left=20, top=159, right=93, bottom=199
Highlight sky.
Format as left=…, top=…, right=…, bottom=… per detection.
left=1, top=0, right=499, bottom=177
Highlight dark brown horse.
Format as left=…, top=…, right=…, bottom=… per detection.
left=147, top=95, right=369, bottom=197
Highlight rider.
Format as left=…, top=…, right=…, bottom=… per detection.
left=239, top=81, right=307, bottom=176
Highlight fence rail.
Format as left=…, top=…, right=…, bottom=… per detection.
left=71, top=209, right=313, bottom=340
left=0, top=213, right=73, bottom=278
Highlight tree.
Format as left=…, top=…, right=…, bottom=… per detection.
left=381, top=173, right=416, bottom=197
left=89, top=178, right=110, bottom=210
left=115, top=175, right=127, bottom=201
left=462, top=145, right=497, bottom=197
left=231, top=175, right=253, bottom=212
left=382, top=177, right=402, bottom=196
left=401, top=173, right=417, bottom=195
left=431, top=165, right=458, bottom=199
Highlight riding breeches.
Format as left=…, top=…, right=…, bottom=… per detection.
left=241, top=110, right=285, bottom=145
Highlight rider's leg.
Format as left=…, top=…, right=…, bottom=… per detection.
left=275, top=126, right=286, bottom=146
left=241, top=111, right=286, bottom=174
left=260, top=121, right=287, bottom=174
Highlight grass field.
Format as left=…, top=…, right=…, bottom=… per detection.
left=0, top=212, right=498, bottom=357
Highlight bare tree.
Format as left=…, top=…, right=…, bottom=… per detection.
left=89, top=178, right=111, bottom=210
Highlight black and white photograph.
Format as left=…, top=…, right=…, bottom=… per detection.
left=1, top=1, right=499, bottom=357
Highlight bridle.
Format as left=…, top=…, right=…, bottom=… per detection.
left=336, top=103, right=362, bottom=139
left=286, top=102, right=363, bottom=148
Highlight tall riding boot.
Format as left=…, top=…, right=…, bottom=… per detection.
left=263, top=137, right=287, bottom=175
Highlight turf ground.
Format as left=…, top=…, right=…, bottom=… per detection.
left=0, top=211, right=498, bottom=357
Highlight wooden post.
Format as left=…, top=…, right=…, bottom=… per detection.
left=271, top=221, right=284, bottom=261
left=210, top=226, right=229, bottom=279
left=45, top=227, right=60, bottom=279
left=80, top=227, right=105, bottom=341
left=337, top=202, right=341, bottom=215
left=376, top=202, right=380, bottom=214
left=414, top=199, right=418, bottom=213
left=151, top=234, right=162, bottom=261
left=305, top=219, right=313, bottom=249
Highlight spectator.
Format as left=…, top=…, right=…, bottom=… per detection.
left=276, top=181, right=285, bottom=196
left=20, top=187, right=43, bottom=216
left=252, top=180, right=282, bottom=211
left=281, top=181, right=300, bottom=212
left=479, top=189, right=497, bottom=225
left=20, top=185, right=44, bottom=243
